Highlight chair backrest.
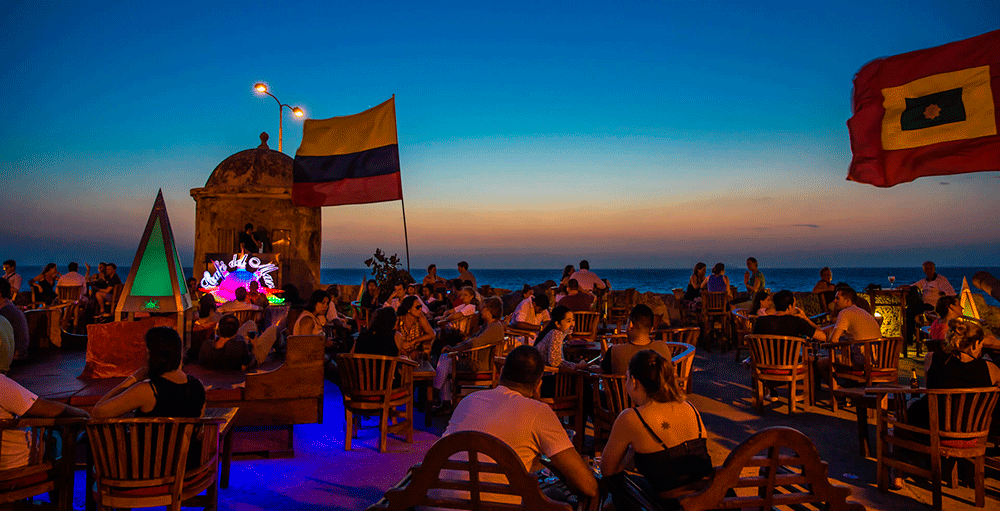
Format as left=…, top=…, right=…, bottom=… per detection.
left=452, top=343, right=500, bottom=378
left=86, top=417, right=223, bottom=506
left=702, top=291, right=728, bottom=314
left=600, top=333, right=628, bottom=356
left=337, top=353, right=414, bottom=403
left=231, top=308, right=260, bottom=327
left=731, top=308, right=753, bottom=334
left=591, top=373, right=632, bottom=420
left=0, top=417, right=87, bottom=506
left=676, top=426, right=865, bottom=511
left=664, top=342, right=696, bottom=393
left=570, top=311, right=599, bottom=341
left=864, top=337, right=903, bottom=372
left=747, top=334, right=807, bottom=369
left=657, top=326, right=700, bottom=345
left=889, top=388, right=1000, bottom=444
left=56, top=284, right=82, bottom=303
left=371, top=431, right=572, bottom=510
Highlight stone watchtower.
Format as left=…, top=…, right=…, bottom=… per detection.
left=190, top=133, right=321, bottom=297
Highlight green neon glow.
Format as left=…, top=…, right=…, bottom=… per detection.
left=130, top=218, right=175, bottom=296
left=267, top=295, right=286, bottom=305
left=144, top=299, right=161, bottom=309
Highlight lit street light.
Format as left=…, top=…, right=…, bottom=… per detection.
left=253, top=82, right=304, bottom=152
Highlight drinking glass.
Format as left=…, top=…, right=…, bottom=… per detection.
left=888, top=276, right=896, bottom=287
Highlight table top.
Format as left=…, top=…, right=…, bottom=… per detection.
left=204, top=407, right=239, bottom=433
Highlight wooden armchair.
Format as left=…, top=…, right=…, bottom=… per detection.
left=664, top=341, right=696, bottom=394
left=368, top=430, right=572, bottom=510
left=730, top=308, right=754, bottom=361
left=700, top=291, right=729, bottom=346
left=540, top=366, right=585, bottom=453
left=589, top=373, right=631, bottom=455
left=747, top=334, right=812, bottom=414
left=822, top=337, right=903, bottom=412
left=336, top=353, right=417, bottom=452
left=230, top=308, right=262, bottom=329
left=598, top=333, right=627, bottom=357
left=872, top=387, right=1000, bottom=510
left=351, top=301, right=372, bottom=330
left=449, top=343, right=500, bottom=406
left=86, top=416, right=225, bottom=511
left=568, top=311, right=599, bottom=343
left=654, top=326, right=700, bottom=347
left=0, top=417, right=87, bottom=511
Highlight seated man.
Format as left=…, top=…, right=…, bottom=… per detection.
left=384, top=282, right=407, bottom=310
left=510, top=293, right=550, bottom=332
left=570, top=260, right=608, bottom=293
left=443, top=344, right=597, bottom=503
left=56, top=262, right=90, bottom=331
left=93, top=263, right=123, bottom=314
left=1, top=374, right=90, bottom=469
left=218, top=287, right=261, bottom=313
left=433, top=297, right=505, bottom=411
left=0, top=279, right=29, bottom=361
left=3, top=260, right=21, bottom=302
left=556, top=279, right=595, bottom=312
left=594, top=304, right=673, bottom=375
left=198, top=314, right=252, bottom=371
left=752, top=290, right=826, bottom=342
left=817, top=287, right=882, bottom=380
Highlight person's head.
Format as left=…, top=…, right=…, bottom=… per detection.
left=97, top=262, right=106, bottom=274
left=562, top=265, right=575, bottom=278
left=245, top=223, right=254, bottom=233
left=406, top=283, right=418, bottom=296
left=457, top=261, right=469, bottom=271
left=539, top=305, right=574, bottom=342
left=712, top=262, right=725, bottom=275
left=521, top=284, right=533, bottom=298
left=42, top=263, right=57, bottom=276
left=217, top=314, right=240, bottom=339
left=834, top=287, right=858, bottom=309
left=397, top=295, right=421, bottom=318
left=420, top=285, right=432, bottom=299
left=481, top=297, right=502, bottom=322
left=0, top=277, right=11, bottom=300
left=393, top=282, right=405, bottom=296
left=2, top=260, right=14, bottom=275
left=746, top=257, right=758, bottom=271
left=751, top=290, right=772, bottom=312
left=579, top=260, right=590, bottom=270
left=248, top=281, right=259, bottom=293
left=693, top=262, right=707, bottom=277
left=366, top=280, right=378, bottom=293
left=106, top=263, right=117, bottom=276
left=567, top=278, right=580, bottom=293
left=770, top=290, right=794, bottom=312
left=628, top=304, right=654, bottom=334
left=67, top=262, right=79, bottom=273
left=187, top=277, right=197, bottom=290
left=427, top=264, right=436, bottom=274
left=369, top=306, right=397, bottom=336
left=627, top=349, right=684, bottom=404
left=935, top=295, right=962, bottom=321
left=234, top=287, right=248, bottom=301
left=820, top=267, right=832, bottom=282
left=145, top=327, right=184, bottom=378
left=923, top=261, right=937, bottom=279
left=499, top=345, right=546, bottom=395
left=532, top=293, right=549, bottom=313
left=198, top=293, right=217, bottom=319
left=306, top=290, right=330, bottom=316
left=945, top=318, right=986, bottom=358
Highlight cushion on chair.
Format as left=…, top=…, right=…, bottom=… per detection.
left=940, top=438, right=982, bottom=449
left=546, top=400, right=578, bottom=411
left=456, top=372, right=493, bottom=381
left=99, top=467, right=215, bottom=497
left=353, top=389, right=410, bottom=403
left=0, top=469, right=50, bottom=491
left=844, top=370, right=897, bottom=378
left=759, top=366, right=808, bottom=375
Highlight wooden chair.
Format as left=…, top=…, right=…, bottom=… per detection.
left=616, top=426, right=865, bottom=511
left=351, top=301, right=371, bottom=330
left=664, top=341, right=696, bottom=394
left=568, top=311, right=599, bottom=343
left=822, top=337, right=903, bottom=412
left=540, top=366, right=585, bottom=453
left=655, top=326, right=700, bottom=347
left=230, top=308, right=261, bottom=328
left=368, top=430, right=572, bottom=510
left=589, top=373, right=631, bottom=455
left=0, top=417, right=86, bottom=511
left=730, top=308, right=754, bottom=361
left=872, top=387, right=1000, bottom=510
left=747, top=334, right=812, bottom=414
left=599, top=333, right=628, bottom=357
left=336, top=353, right=417, bottom=452
left=700, top=291, right=729, bottom=346
left=86, top=416, right=225, bottom=511
left=449, top=343, right=500, bottom=406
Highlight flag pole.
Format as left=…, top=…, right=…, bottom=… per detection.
left=393, top=94, right=411, bottom=273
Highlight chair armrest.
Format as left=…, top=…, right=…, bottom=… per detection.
left=0, top=417, right=88, bottom=428
left=864, top=386, right=923, bottom=395
left=396, top=357, right=419, bottom=368
left=820, top=338, right=881, bottom=349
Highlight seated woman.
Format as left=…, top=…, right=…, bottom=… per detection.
left=294, top=289, right=329, bottom=336
left=30, top=263, right=59, bottom=305
left=355, top=307, right=403, bottom=358
left=683, top=262, right=707, bottom=301
left=812, top=267, right=836, bottom=311
left=359, top=280, right=381, bottom=312
left=700, top=262, right=731, bottom=300
left=748, top=291, right=774, bottom=317
left=534, top=305, right=589, bottom=397
left=198, top=314, right=253, bottom=371
left=433, top=297, right=506, bottom=411
left=93, top=326, right=206, bottom=419
left=396, top=295, right=435, bottom=360
left=601, top=350, right=714, bottom=510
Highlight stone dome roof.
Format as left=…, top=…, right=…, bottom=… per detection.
left=205, top=133, right=293, bottom=188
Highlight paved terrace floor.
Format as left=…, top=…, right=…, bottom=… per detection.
left=15, top=346, right=1000, bottom=510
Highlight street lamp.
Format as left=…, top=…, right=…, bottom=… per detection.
left=253, top=82, right=304, bottom=152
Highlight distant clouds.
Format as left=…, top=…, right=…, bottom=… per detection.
left=791, top=224, right=821, bottom=229
left=939, top=182, right=949, bottom=185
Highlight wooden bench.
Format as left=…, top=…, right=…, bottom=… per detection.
left=613, top=426, right=866, bottom=511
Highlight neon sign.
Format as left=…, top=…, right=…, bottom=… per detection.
left=200, top=254, right=283, bottom=304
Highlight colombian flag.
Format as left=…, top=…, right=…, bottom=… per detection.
left=293, top=97, right=403, bottom=206
left=847, top=30, right=1000, bottom=187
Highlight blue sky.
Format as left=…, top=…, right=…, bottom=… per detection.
left=2, top=1, right=998, bottom=269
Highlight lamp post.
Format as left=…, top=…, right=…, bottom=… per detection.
left=253, top=83, right=304, bottom=152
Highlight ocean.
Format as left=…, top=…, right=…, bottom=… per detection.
left=18, top=265, right=999, bottom=307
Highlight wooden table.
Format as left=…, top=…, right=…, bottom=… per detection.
left=413, top=370, right=435, bottom=427
left=830, top=385, right=907, bottom=458
left=563, top=340, right=601, bottom=363
left=205, top=407, right=239, bottom=489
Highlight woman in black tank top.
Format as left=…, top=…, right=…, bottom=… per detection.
left=601, top=350, right=714, bottom=510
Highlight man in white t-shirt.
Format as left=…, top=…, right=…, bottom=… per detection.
left=443, top=345, right=597, bottom=502
left=911, top=261, right=956, bottom=307
left=56, top=262, right=89, bottom=300
left=817, top=288, right=882, bottom=383
left=218, top=287, right=262, bottom=313
left=510, top=293, right=551, bottom=334
left=569, top=260, right=608, bottom=293
left=0, top=375, right=90, bottom=469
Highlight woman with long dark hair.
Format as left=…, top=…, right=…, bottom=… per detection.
left=355, top=306, right=403, bottom=357
left=602, top=350, right=713, bottom=510
left=683, top=262, right=707, bottom=301
left=30, top=263, right=59, bottom=305
left=396, top=295, right=435, bottom=359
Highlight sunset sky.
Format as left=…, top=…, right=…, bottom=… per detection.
left=3, top=1, right=998, bottom=269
